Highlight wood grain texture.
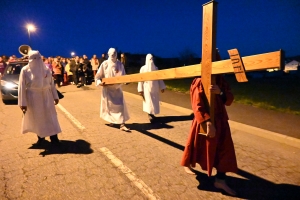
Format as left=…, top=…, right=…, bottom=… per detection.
left=228, top=48, right=248, bottom=82
left=199, top=1, right=217, bottom=133
left=101, top=51, right=281, bottom=85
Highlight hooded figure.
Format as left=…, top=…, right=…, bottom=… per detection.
left=180, top=50, right=238, bottom=196
left=18, top=50, right=61, bottom=144
left=95, top=48, right=130, bottom=131
left=137, top=54, right=166, bottom=121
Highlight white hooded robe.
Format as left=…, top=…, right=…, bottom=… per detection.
left=137, top=54, right=166, bottom=115
left=95, top=48, right=130, bottom=124
left=18, top=50, right=61, bottom=137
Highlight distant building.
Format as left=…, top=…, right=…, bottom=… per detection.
left=284, top=60, right=299, bottom=72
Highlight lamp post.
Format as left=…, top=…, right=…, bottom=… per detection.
left=26, top=24, right=36, bottom=47
left=71, top=52, right=75, bottom=58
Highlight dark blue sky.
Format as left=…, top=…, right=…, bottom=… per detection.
left=1, top=0, right=299, bottom=59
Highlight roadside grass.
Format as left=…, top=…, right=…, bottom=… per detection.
left=164, top=75, right=300, bottom=115
left=164, top=78, right=193, bottom=93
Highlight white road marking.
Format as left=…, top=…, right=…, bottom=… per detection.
left=100, top=147, right=160, bottom=200
left=57, top=103, right=85, bottom=131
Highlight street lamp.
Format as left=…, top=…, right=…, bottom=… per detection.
left=71, top=52, right=75, bottom=57
left=26, top=24, right=36, bottom=47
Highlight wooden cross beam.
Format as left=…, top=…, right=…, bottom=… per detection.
left=200, top=1, right=217, bottom=133
left=102, top=50, right=281, bottom=84
left=101, top=0, right=283, bottom=133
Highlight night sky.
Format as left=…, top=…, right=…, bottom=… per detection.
left=0, top=0, right=299, bottom=59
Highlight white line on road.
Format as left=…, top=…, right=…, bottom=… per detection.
left=57, top=103, right=85, bottom=131
left=100, top=147, right=160, bottom=200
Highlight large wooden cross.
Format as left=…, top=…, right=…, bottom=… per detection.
left=102, top=0, right=283, bottom=133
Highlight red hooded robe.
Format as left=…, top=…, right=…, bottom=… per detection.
left=180, top=75, right=238, bottom=176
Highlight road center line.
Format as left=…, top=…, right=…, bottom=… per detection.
left=99, top=147, right=160, bottom=200
left=57, top=103, right=85, bottom=131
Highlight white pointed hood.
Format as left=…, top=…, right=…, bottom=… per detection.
left=145, top=54, right=157, bottom=72
left=28, top=50, right=48, bottom=87
left=108, top=48, right=117, bottom=63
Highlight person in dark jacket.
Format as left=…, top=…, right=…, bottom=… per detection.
left=69, top=56, right=80, bottom=85
left=83, top=54, right=93, bottom=83
left=98, top=54, right=106, bottom=70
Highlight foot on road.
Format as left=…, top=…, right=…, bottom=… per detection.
left=107, top=123, right=114, bottom=127
left=184, top=166, right=195, bottom=175
left=214, top=178, right=237, bottom=196
left=120, top=125, right=131, bottom=132
left=36, top=137, right=45, bottom=145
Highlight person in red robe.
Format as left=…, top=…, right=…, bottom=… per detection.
left=180, top=74, right=238, bottom=196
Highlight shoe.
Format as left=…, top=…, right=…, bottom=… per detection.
left=107, top=123, right=114, bottom=127
left=120, top=125, right=130, bottom=132
left=50, top=135, right=60, bottom=145
left=36, top=137, right=45, bottom=145
left=214, top=178, right=237, bottom=196
left=148, top=114, right=156, bottom=123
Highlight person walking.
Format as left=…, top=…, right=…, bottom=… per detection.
left=137, top=54, right=166, bottom=122
left=18, top=50, right=61, bottom=145
left=95, top=48, right=130, bottom=132
left=180, top=74, right=238, bottom=196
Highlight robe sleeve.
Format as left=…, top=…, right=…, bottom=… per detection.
left=156, top=66, right=166, bottom=90
left=222, top=77, right=234, bottom=106
left=224, top=91, right=234, bottom=106
left=191, top=82, right=210, bottom=124
left=50, top=76, right=59, bottom=100
left=159, top=80, right=166, bottom=90
left=137, top=66, right=144, bottom=92
left=18, top=69, right=27, bottom=106
left=120, top=63, right=126, bottom=76
left=95, top=62, right=105, bottom=86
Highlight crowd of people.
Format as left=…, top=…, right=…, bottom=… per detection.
left=0, top=53, right=117, bottom=87
left=42, top=54, right=107, bottom=88
left=3, top=47, right=238, bottom=196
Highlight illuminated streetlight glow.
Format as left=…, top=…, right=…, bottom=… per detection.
left=26, top=23, right=36, bottom=47
left=71, top=52, right=75, bottom=57
left=27, top=24, right=36, bottom=32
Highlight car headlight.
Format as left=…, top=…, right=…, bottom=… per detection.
left=0, top=80, right=18, bottom=89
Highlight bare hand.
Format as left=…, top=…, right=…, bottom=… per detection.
left=206, top=121, right=216, bottom=138
left=100, top=82, right=106, bottom=86
left=54, top=99, right=59, bottom=105
left=161, top=89, right=165, bottom=93
left=209, top=85, right=221, bottom=94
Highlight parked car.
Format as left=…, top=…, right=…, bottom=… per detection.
left=0, top=60, right=28, bottom=103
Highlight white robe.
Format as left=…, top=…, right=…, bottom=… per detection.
left=95, top=60, right=130, bottom=124
left=18, top=64, right=61, bottom=137
left=137, top=65, right=166, bottom=115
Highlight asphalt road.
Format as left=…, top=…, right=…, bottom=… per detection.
left=0, top=84, right=299, bottom=199
left=122, top=82, right=300, bottom=139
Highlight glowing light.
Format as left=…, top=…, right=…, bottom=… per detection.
left=26, top=24, right=36, bottom=32
left=1, top=80, right=17, bottom=89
